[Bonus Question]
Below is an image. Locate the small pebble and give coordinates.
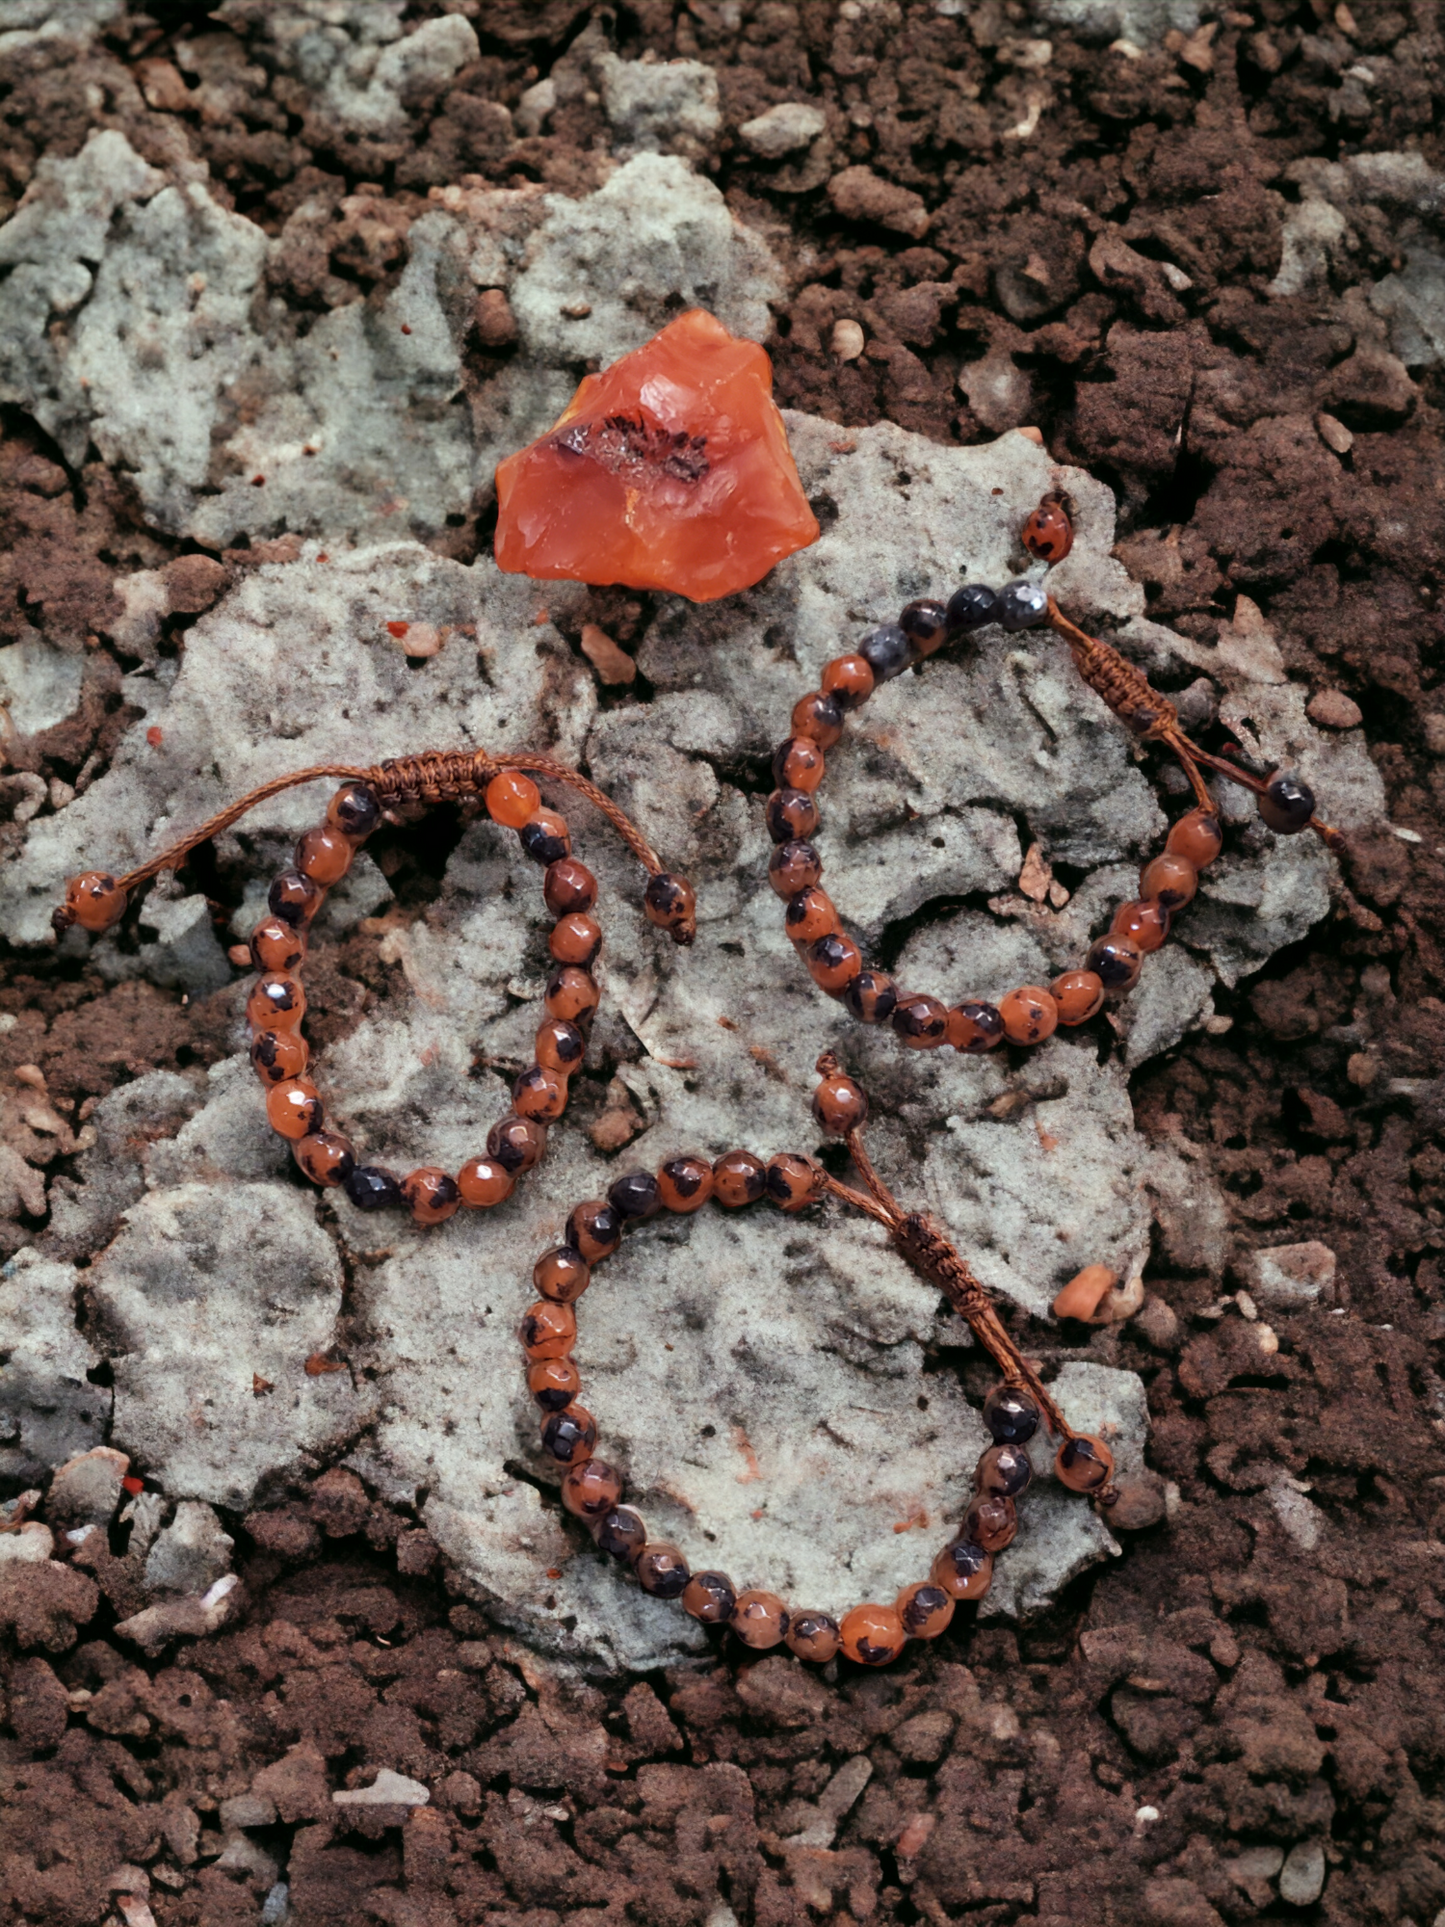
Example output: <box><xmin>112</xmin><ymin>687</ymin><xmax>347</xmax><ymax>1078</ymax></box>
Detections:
<box><xmin>1315</xmin><ymin>411</ymin><xmax>1354</xmax><ymax>455</ymax></box>
<box><xmin>1346</xmin><ymin>1051</ymin><xmax>1380</xmax><ymax>1087</ymax></box>
<box><xmin>1423</xmin><ymin>713</ymin><xmax>1445</xmax><ymax>755</ymax></box>
<box><xmin>579</xmin><ymin>623</ymin><xmax>636</xmax><ymax>685</ymax></box>
<box><xmin>1278</xmin><ymin>1838</ymin><xmax>1326</xmax><ymax>1905</ymax></box>
<box><xmin>832</xmin><ymin>319</ymin><xmax>865</xmax><ymax>361</ymax></box>
<box><xmin>1306</xmin><ymin>688</ymin><xmax>1362</xmax><ymax>729</ymax></box>
<box><xmin>475</xmin><ymin>288</ymin><xmax>518</xmax><ymax>347</ymax></box>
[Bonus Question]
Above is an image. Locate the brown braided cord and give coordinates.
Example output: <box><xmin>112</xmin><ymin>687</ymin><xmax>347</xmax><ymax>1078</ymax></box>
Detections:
<box><xmin>115</xmin><ymin>763</ymin><xmax>375</xmax><ymax>893</ymax></box>
<box><xmin>1045</xmin><ymin>599</ymin><xmax>1178</xmax><ymax>742</ymax></box>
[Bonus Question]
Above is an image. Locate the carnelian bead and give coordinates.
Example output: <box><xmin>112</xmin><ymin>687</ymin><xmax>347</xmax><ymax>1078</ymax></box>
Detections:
<box><xmin>486</xmin><ymin>770</ymin><xmax>540</xmax><ymax>829</ymax></box>
<box><xmin>962</xmin><ymin>1492</ymin><xmax>1017</xmax><ymax>1553</ymax></box>
<box><xmin>683</xmin><ymin>1571</ymin><xmax>737</xmax><ymax>1623</ymax></box>
<box><xmin>657</xmin><ymin>1156</ymin><xmax>713</xmax><ymax>1213</ymax></box>
<box><xmin>536</xmin><ymin>1018</ymin><xmax>585</xmax><ymax>1075</ymax></box>
<box><xmin>251</xmin><ymin>916</ymin><xmax>306</xmax><ymax>974</ymax></box>
<box><xmin>457</xmin><ymin>1156</ymin><xmax>515</xmax><ymax>1208</ymax></box>
<box><xmin>772</xmin><ymin>737</ymin><xmax>825</xmax><ymax>793</ymax></box>
<box><xmin>1051</xmin><ymin>970</ymin><xmax>1104</xmax><ymax>1026</ymax></box>
<box><xmin>786</xmin><ymin>1611</ymin><xmax>841</xmax><ymax>1663</ymax></box>
<box><xmin>892</xmin><ymin>993</ymin><xmax>949</xmax><ymax>1048</ymax></box>
<box><xmin>62</xmin><ymin>872</ymin><xmax>128</xmax><ymax>933</ymax></box>
<box><xmin>326</xmin><ymin>782</ymin><xmax>380</xmax><ymax>841</ymax></box>
<box><xmin>251</xmin><ymin>1028</ymin><xmax>309</xmax><ymax>1085</ymax></box>
<box><xmin>561</xmin><ymin>1457</ymin><xmax>622</xmax><ymax>1520</ymax></box>
<box><xmin>1112</xmin><ymin>898</ymin><xmax>1170</xmax><ymax>954</ymax></box>
<box><xmin>520</xmin><ymin>1301</ymin><xmax>576</xmax><ymax>1360</ymax></box>
<box><xmin>1021</xmin><ymin>496</ymin><xmax>1074</xmax><ymax>563</ymax></box>
<box><xmin>513</xmin><ymin>1064</ymin><xmax>568</xmax><ymax>1121</ymax></box>
<box><xmin>712</xmin><ymin>1149</ymin><xmax>765</xmax><ymax>1207</ymax></box>
<box><xmin>1166</xmin><ymin>807</ymin><xmax>1223</xmax><ymax>869</ymax></box>
<box><xmin>1140</xmin><ymin>851</ymin><xmax>1197</xmax><ymax>912</ymax></box>
<box><xmin>844</xmin><ymin>969</ymin><xmax>898</xmax><ymax>1025</ymax></box>
<box><xmin>768</xmin><ymin>840</ymin><xmax>822</xmax><ymax>898</ymax></box>
<box><xmin>488</xmin><ymin>1112</ymin><xmax>546</xmax><ymax>1173</ymax></box>
<box><xmin>821</xmin><ymin>653</ymin><xmax>875</xmax><ymax>711</ymax></box>
<box><xmin>543</xmin><ymin>858</ymin><xmax>598</xmax><ymax>917</ymax></box>
<box><xmin>294</xmin><ymin>1130</ymin><xmax>355</xmax><ymax>1187</ymax></box>
<box><xmin>947</xmin><ymin>1000</ymin><xmax>1005</xmax><ymax>1052</ymax></box>
<box><xmin>900</xmin><ymin>597</ymin><xmax>950</xmax><ymax>657</ymax></box>
<box><xmin>813</xmin><ymin>1070</ymin><xmax>867</xmax><ymax>1135</ymax></box>
<box><xmin>1085</xmin><ymin>933</ymin><xmax>1142</xmax><ymax>993</ymax></box>
<box><xmin>784</xmin><ymin>886</ymin><xmax>839</xmax><ymax>946</ymax></box>
<box><xmin>528</xmin><ymin>1356</ymin><xmax>581</xmax><ymax>1412</ymax></box>
<box><xmin>541</xmin><ymin>1404</ymin><xmax>597</xmax><ymax>1465</ymax></box>
<box><xmin>792</xmin><ymin>690</ymin><xmax>844</xmax><ymax>749</ymax></box>
<box><xmin>247</xmin><ymin>974</ymin><xmax>305</xmax><ymax>1032</ymax></box>
<box><xmin>840</xmin><ymin>1603</ymin><xmax>906</xmax><ymax>1667</ymax></box>
<box><xmin>520</xmin><ymin>809</ymin><xmax>571</xmax><ymax>864</ymax></box>
<box><xmin>897</xmin><ymin>1581</ymin><xmax>955</xmax><ymax>1639</ymax></box>
<box><xmin>567</xmin><ymin>1199</ymin><xmax>622</xmax><ymax>1261</ymax></box>
<box><xmin>807</xmin><ymin>931</ymin><xmax>862</xmax><ymax>996</ymax></box>
<box><xmin>545</xmin><ymin>967</ymin><xmax>599</xmax><ymax>1023</ymax></box>
<box><xmin>549</xmin><ymin>913</ymin><xmax>601</xmax><ymax>966</ymax></box>
<box><xmin>266</xmin><ymin>1080</ymin><xmax>322</xmax><ymax>1139</ymax></box>
<box><xmin>534</xmin><ymin>1246</ymin><xmax>591</xmax><ymax>1303</ymax></box>
<box><xmin>296</xmin><ymin>825</ymin><xmax>353</xmax><ymax>887</ymax></box>
<box><xmin>644</xmin><ymin>873</ymin><xmax>695</xmax><ymax>940</ymax></box>
<box><xmin>765</xmin><ymin>1152</ymin><xmax>818</xmax><ymax>1213</ymax></box>
<box><xmin>730</xmin><ymin>1590</ymin><xmax>788</xmax><ymax>1649</ymax></box>
<box><xmin>766</xmin><ymin>789</ymin><xmax>819</xmax><ymax>844</ymax></box>
<box><xmin>401</xmin><ymin>1167</ymin><xmax>462</xmax><ymax>1224</ymax></box>
<box><xmin>931</xmin><ymin>1538</ymin><xmax>993</xmax><ymax>1600</ymax></box>
<box><xmin>268</xmin><ymin>870</ymin><xmax>324</xmax><ymax>926</ymax></box>
<box><xmin>1056</xmin><ymin>1434</ymin><xmax>1114</xmax><ymax>1492</ymax></box>
<box><xmin>636</xmin><ymin>1543</ymin><xmax>690</xmax><ymax>1598</ymax></box>
<box><xmin>593</xmin><ymin>1505</ymin><xmax>648</xmax><ymax>1563</ymax></box>
<box><xmin>999</xmin><ymin>986</ymin><xmax>1058</xmax><ymax>1046</ymax></box>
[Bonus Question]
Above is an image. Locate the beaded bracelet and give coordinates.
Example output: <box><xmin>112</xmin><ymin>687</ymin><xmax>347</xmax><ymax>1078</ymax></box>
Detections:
<box><xmin>767</xmin><ymin>494</ymin><xmax>1345</xmax><ymax>1054</ymax></box>
<box><xmin>54</xmin><ymin>749</ymin><xmax>695</xmax><ymax>1223</ymax></box>
<box><xmin>523</xmin><ymin>1055</ymin><xmax>1114</xmax><ymax>1668</ymax></box>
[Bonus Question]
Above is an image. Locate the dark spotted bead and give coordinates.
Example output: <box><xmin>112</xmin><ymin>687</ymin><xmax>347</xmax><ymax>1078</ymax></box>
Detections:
<box><xmin>327</xmin><ymin>782</ymin><xmax>381</xmax><ymax>841</ymax></box>
<box><xmin>562</xmin><ymin>1458</ymin><xmax>622</xmax><ymax>1520</ymax></box>
<box><xmin>534</xmin><ymin>1246</ymin><xmax>590</xmax><ymax>1304</ymax></box>
<box><xmin>567</xmin><ymin>1199</ymin><xmax>623</xmax><ymax>1261</ymax></box>
<box><xmin>945</xmin><ymin>583</ymin><xmax>998</xmax><ymax>633</ymax></box>
<box><xmin>294</xmin><ymin>1131</ymin><xmax>354</xmax><ymax>1188</ymax></box>
<box><xmin>712</xmin><ymin>1149</ymin><xmax>765</xmax><ymax>1207</ymax></box>
<box><xmin>528</xmin><ymin>1357</ymin><xmax>582</xmax><ymax>1411</ymax></box>
<box><xmin>1167</xmin><ymin>807</ymin><xmax>1223</xmax><ymax>869</ymax></box>
<box><xmin>899</xmin><ymin>598</ymin><xmax>949</xmax><ymax>657</ymax></box>
<box><xmin>946</xmin><ymin>1000</ymin><xmax>1005</xmax><ymax>1053</ymax></box>
<box><xmin>1139</xmin><ymin>852</ymin><xmax>1197</xmax><ymax>911</ymax></box>
<box><xmin>785</xmin><ymin>1611</ymin><xmax>841</xmax><ymax>1663</ymax></box>
<box><xmin>344</xmin><ymin>1164</ymin><xmax>402</xmax><ymax>1212</ymax></box>
<box><xmin>543</xmin><ymin>858</ymin><xmax>598</xmax><ymax>917</ymax></box>
<box><xmin>250</xmin><ymin>915</ymin><xmax>305</xmax><ymax>974</ymax></box>
<box><xmin>1021</xmin><ymin>497</ymin><xmax>1074</xmax><ymax>564</ymax></box>
<box><xmin>513</xmin><ymin>1064</ymin><xmax>567</xmax><ymax>1121</ymax></box>
<box><xmin>268</xmin><ymin>869</ymin><xmax>324</xmax><ymax>926</ymax></box>
<box><xmin>644</xmin><ymin>872</ymin><xmax>696</xmax><ymax>940</ymax></box>
<box><xmin>841</xmin><ymin>1603</ymin><xmax>906</xmax><ymax>1667</ymax></box>
<box><xmin>1085</xmin><ymin>933</ymin><xmax>1143</xmax><ymax>993</ymax></box>
<box><xmin>962</xmin><ymin>1492</ymin><xmax>1017</xmax><ymax>1554</ymax></box>
<box><xmin>592</xmin><ymin>1505</ymin><xmax>647</xmax><ymax>1564</ymax></box>
<box><xmin>658</xmin><ymin>1156</ymin><xmax>713</xmax><ymax>1213</ymax></box>
<box><xmin>608</xmin><ymin>1169</ymin><xmax>661</xmax><ymax>1220</ymax></box>
<box><xmin>765</xmin><ymin>1152</ymin><xmax>818</xmax><ymax>1213</ymax></box>
<box><xmin>859</xmin><ymin>621</ymin><xmax>914</xmax><ymax>683</ymax></box>
<box><xmin>766</xmin><ymin>788</ymin><xmax>820</xmax><ymax>844</ymax></box>
<box><xmin>785</xmin><ymin>886</ymin><xmax>838</xmax><ymax>946</ymax></box>
<box><xmin>930</xmin><ymin>1536</ymin><xmax>993</xmax><ymax>1600</ymax></box>
<box><xmin>1258</xmin><ymin>770</ymin><xmax>1316</xmax><ymax>834</ymax></box>
<box><xmin>635</xmin><ymin>1543</ymin><xmax>690</xmax><ymax>1598</ymax></box>
<box><xmin>984</xmin><ymin>1384</ymin><xmax>1040</xmax><ymax>1445</ymax></box>
<box><xmin>731</xmin><ymin>1590</ymin><xmax>788</xmax><ymax>1649</ymax></box>
<box><xmin>897</xmin><ymin>1581</ymin><xmax>954</xmax><ymax>1639</ymax></box>
<box><xmin>683</xmin><ymin>1570</ymin><xmax>737</xmax><ymax>1623</ymax></box>
<box><xmin>544</xmin><ymin>967</ymin><xmax>599</xmax><ymax>1024</ymax></box>
<box><xmin>295</xmin><ymin>825</ymin><xmax>352</xmax><ymax>887</ymax></box>
<box><xmin>401</xmin><ymin>1167</ymin><xmax>461</xmax><ymax>1225</ymax></box>
<box><xmin>813</xmin><ymin>1070</ymin><xmax>867</xmax><ymax>1135</ymax></box>
<box><xmin>1111</xmin><ymin>899</ymin><xmax>1169</xmax><ymax>955</ymax></box>
<box><xmin>892</xmin><ymin>993</ymin><xmax>949</xmax><ymax>1049</ymax></box>
<box><xmin>542</xmin><ymin>1405</ymin><xmax>597</xmax><ymax>1465</ymax></box>
<box><xmin>536</xmin><ymin>1018</ymin><xmax>585</xmax><ymax>1074</ymax></box>
<box><xmin>975</xmin><ymin>1442</ymin><xmax>1033</xmax><ymax>1498</ymax></box>
<box><xmin>807</xmin><ymin>930</ymin><xmax>862</xmax><ymax>996</ymax></box>
<box><xmin>996</xmin><ymin>580</ymin><xmax>1050</xmax><ymax>631</ymax></box>
<box><xmin>772</xmin><ymin>736</ymin><xmax>825</xmax><ymax>792</ymax></box>
<box><xmin>247</xmin><ymin>974</ymin><xmax>305</xmax><ymax>1030</ymax></box>
<box><xmin>251</xmin><ymin>1028</ymin><xmax>308</xmax><ymax>1085</ymax></box>
<box><xmin>769</xmin><ymin>840</ymin><xmax>822</xmax><ymax>898</ymax></box>
<box><xmin>488</xmin><ymin>1112</ymin><xmax>547</xmax><ymax>1173</ymax></box>
<box><xmin>1056</xmin><ymin>1433</ymin><xmax>1114</xmax><ymax>1492</ymax></box>
<box><xmin>821</xmin><ymin>653</ymin><xmax>874</xmax><ymax>710</ymax></box>
<box><xmin>792</xmin><ymin>690</ymin><xmax>844</xmax><ymax>748</ymax></box>
<box><xmin>519</xmin><ymin>809</ymin><xmax>571</xmax><ymax>864</ymax></box>
<box><xmin>520</xmin><ymin>1301</ymin><xmax>575</xmax><ymax>1359</ymax></box>
<box><xmin>843</xmin><ymin>969</ymin><xmax>898</xmax><ymax>1025</ymax></box>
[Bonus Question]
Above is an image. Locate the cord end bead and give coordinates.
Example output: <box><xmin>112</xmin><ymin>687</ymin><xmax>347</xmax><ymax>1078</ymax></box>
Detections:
<box><xmin>1055</xmin><ymin>1433</ymin><xmax>1115</xmax><ymax>1492</ymax></box>
<box><xmin>643</xmin><ymin>872</ymin><xmax>697</xmax><ymax>945</ymax></box>
<box><xmin>813</xmin><ymin>1067</ymin><xmax>868</xmax><ymax>1135</ymax></box>
<box><xmin>58</xmin><ymin>872</ymin><xmax>129</xmax><ymax>935</ymax></box>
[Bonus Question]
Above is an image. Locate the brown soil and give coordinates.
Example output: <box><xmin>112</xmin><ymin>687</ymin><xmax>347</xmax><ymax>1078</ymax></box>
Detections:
<box><xmin>3</xmin><ymin>4</ymin><xmax>1444</xmax><ymax>1926</ymax></box>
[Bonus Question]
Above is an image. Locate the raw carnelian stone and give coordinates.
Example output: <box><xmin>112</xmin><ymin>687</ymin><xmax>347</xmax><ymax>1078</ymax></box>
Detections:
<box><xmin>494</xmin><ymin>310</ymin><xmax>820</xmax><ymax>603</ymax></box>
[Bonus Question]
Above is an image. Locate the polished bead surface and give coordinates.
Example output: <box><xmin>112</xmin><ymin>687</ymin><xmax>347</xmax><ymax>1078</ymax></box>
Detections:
<box><xmin>520</xmin><ymin>809</ymin><xmax>571</xmax><ymax>864</ymax></box>
<box><xmin>268</xmin><ymin>869</ymin><xmax>324</xmax><ymax>926</ymax></box>
<box><xmin>344</xmin><ymin>1164</ymin><xmax>402</xmax><ymax>1212</ymax></box>
<box><xmin>963</xmin><ymin>1492</ymin><xmax>1018</xmax><ymax>1553</ymax></box>
<box><xmin>544</xmin><ymin>966</ymin><xmax>599</xmax><ymax>1023</ymax></box>
<box><xmin>840</xmin><ymin>1602</ymin><xmax>906</xmax><ymax>1667</ymax></box>
<box><xmin>251</xmin><ymin>915</ymin><xmax>306</xmax><ymax>974</ymax></box>
<box><xmin>813</xmin><ymin>1071</ymin><xmax>868</xmax><ymax>1135</ymax></box>
<box><xmin>983</xmin><ymin>1384</ymin><xmax>1040</xmax><ymax>1445</ymax></box>
<box><xmin>1139</xmin><ymin>851</ymin><xmax>1197</xmax><ymax>911</ymax></box>
<box><xmin>1056</xmin><ymin>1433</ymin><xmax>1115</xmax><ymax>1491</ymax></box>
<box><xmin>534</xmin><ymin>1246</ymin><xmax>591</xmax><ymax>1303</ymax></box>
<box><xmin>975</xmin><ymin>1442</ymin><xmax>1033</xmax><ymax>1498</ymax></box>
<box><xmin>768</xmin><ymin>839</ymin><xmax>822</xmax><ymax>899</ymax></box>
<box><xmin>807</xmin><ymin>930</ymin><xmax>862</xmax><ymax>995</ymax></box>
<box><xmin>899</xmin><ymin>597</ymin><xmax>949</xmax><ymax>656</ymax></box>
<box><xmin>946</xmin><ymin>1000</ymin><xmax>1005</xmax><ymax>1052</ymax></box>
<box><xmin>643</xmin><ymin>871</ymin><xmax>696</xmax><ymax>939</ymax></box>
<box><xmin>859</xmin><ymin>621</ymin><xmax>914</xmax><ymax>682</ymax></box>
<box><xmin>1051</xmin><ymin>970</ymin><xmax>1104</xmax><ymax>1025</ymax></box>
<box><xmin>592</xmin><ymin>1504</ymin><xmax>647</xmax><ymax>1563</ymax></box>
<box><xmin>658</xmin><ymin>1156</ymin><xmax>713</xmax><ymax>1213</ymax></box>
<box><xmin>294</xmin><ymin>1130</ymin><xmax>354</xmax><ymax>1187</ymax></box>
<box><xmin>930</xmin><ymin>1537</ymin><xmax>993</xmax><ymax>1600</ymax></box>
<box><xmin>327</xmin><ymin>782</ymin><xmax>380</xmax><ymax>841</ymax></box>
<box><xmin>843</xmin><ymin>969</ymin><xmax>898</xmax><ymax>1025</ymax></box>
<box><xmin>999</xmin><ymin>985</ymin><xmax>1059</xmax><ymax>1045</ymax></box>
<box><xmin>63</xmin><ymin>871</ymin><xmax>128</xmax><ymax>932</ymax></box>
<box><xmin>785</xmin><ymin>886</ymin><xmax>839</xmax><ymax>945</ymax></box>
<box><xmin>1111</xmin><ymin>898</ymin><xmax>1170</xmax><ymax>954</ymax></box>
<box><xmin>457</xmin><ymin>1156</ymin><xmax>515</xmax><ymax>1209</ymax></box>
<box><xmin>683</xmin><ymin>1570</ymin><xmax>737</xmax><ymax>1623</ymax></box>
<box><xmin>1021</xmin><ymin>497</ymin><xmax>1074</xmax><ymax>563</ymax></box>
<box><xmin>251</xmin><ymin>1028</ymin><xmax>309</xmax><ymax>1085</ymax></box>
<box><xmin>296</xmin><ymin>824</ymin><xmax>353</xmax><ymax>886</ymax></box>
<box><xmin>542</xmin><ymin>1405</ymin><xmax>597</xmax><ymax>1465</ymax></box>
<box><xmin>561</xmin><ymin>1457</ymin><xmax>622</xmax><ymax>1519</ymax></box>
<box><xmin>712</xmin><ymin>1149</ymin><xmax>765</xmax><ymax>1208</ymax></box>
<box><xmin>892</xmin><ymin>993</ymin><xmax>949</xmax><ymax>1048</ymax></box>
<box><xmin>485</xmin><ymin>770</ymin><xmax>540</xmax><ymax>829</ymax></box>
<box><xmin>766</xmin><ymin>788</ymin><xmax>820</xmax><ymax>844</ymax></box>
<box><xmin>401</xmin><ymin>1167</ymin><xmax>462</xmax><ymax>1225</ymax></box>
<box><xmin>1085</xmin><ymin>933</ymin><xmax>1143</xmax><ymax>993</ymax></box>
<box><xmin>567</xmin><ymin>1199</ymin><xmax>622</xmax><ymax>1261</ymax></box>
<box><xmin>730</xmin><ymin>1590</ymin><xmax>789</xmax><ymax>1649</ymax></box>
<box><xmin>519</xmin><ymin>1301</ymin><xmax>576</xmax><ymax>1360</ymax></box>
<box><xmin>488</xmin><ymin>1112</ymin><xmax>547</xmax><ymax>1173</ymax></box>
<box><xmin>772</xmin><ymin>736</ymin><xmax>825</xmax><ymax>792</ymax></box>
<box><xmin>549</xmin><ymin>912</ymin><xmax>601</xmax><ymax>965</ymax></box>
<box><xmin>821</xmin><ymin>652</ymin><xmax>875</xmax><ymax>710</ymax></box>
<box><xmin>945</xmin><ymin>583</ymin><xmax>998</xmax><ymax>633</ymax></box>
<box><xmin>785</xmin><ymin>1611</ymin><xmax>841</xmax><ymax>1663</ymax></box>
<box><xmin>996</xmin><ymin>579</ymin><xmax>1050</xmax><ymax>630</ymax></box>
<box><xmin>528</xmin><ymin>1356</ymin><xmax>582</xmax><ymax>1412</ymax></box>
<box><xmin>247</xmin><ymin>973</ymin><xmax>306</xmax><ymax>1032</ymax></box>
<box><xmin>636</xmin><ymin>1542</ymin><xmax>690</xmax><ymax>1598</ymax></box>
<box><xmin>1166</xmin><ymin>806</ymin><xmax>1223</xmax><ymax>869</ymax></box>
<box><xmin>792</xmin><ymin>689</ymin><xmax>844</xmax><ymax>748</ymax></box>
<box><xmin>1258</xmin><ymin>770</ymin><xmax>1316</xmax><ymax>834</ymax></box>
<box><xmin>266</xmin><ymin>1079</ymin><xmax>322</xmax><ymax>1140</ymax></box>
<box><xmin>543</xmin><ymin>858</ymin><xmax>598</xmax><ymax>916</ymax></box>
<box><xmin>513</xmin><ymin>1063</ymin><xmax>568</xmax><ymax>1120</ymax></box>
<box><xmin>896</xmin><ymin>1580</ymin><xmax>955</xmax><ymax>1639</ymax></box>
<box><xmin>608</xmin><ymin>1169</ymin><xmax>662</xmax><ymax>1220</ymax></box>
<box><xmin>536</xmin><ymin>1018</ymin><xmax>585</xmax><ymax>1075</ymax></box>
<box><xmin>765</xmin><ymin>1152</ymin><xmax>817</xmax><ymax>1213</ymax></box>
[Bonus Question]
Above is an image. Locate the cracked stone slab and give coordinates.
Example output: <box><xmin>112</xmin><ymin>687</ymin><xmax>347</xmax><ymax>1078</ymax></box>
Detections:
<box><xmin>0</xmin><ymin>1251</ymin><xmax>109</xmax><ymax>1486</ymax></box>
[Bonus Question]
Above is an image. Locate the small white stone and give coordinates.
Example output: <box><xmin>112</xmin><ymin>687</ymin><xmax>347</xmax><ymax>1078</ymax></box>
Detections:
<box><xmin>0</xmin><ymin>1522</ymin><xmax>55</xmax><ymax>1564</ymax></box>
<box><xmin>1279</xmin><ymin>1839</ymin><xmax>1327</xmax><ymax>1906</ymax></box>
<box><xmin>739</xmin><ymin>101</ymin><xmax>827</xmax><ymax>159</ymax></box>
<box><xmin>1135</xmin><ymin>1804</ymin><xmax>1160</xmax><ymax>1824</ymax></box>
<box><xmin>832</xmin><ymin>318</ymin><xmax>865</xmax><ymax>361</ymax></box>
<box><xmin>334</xmin><ymin>1769</ymin><xmax>430</xmax><ymax>1807</ymax></box>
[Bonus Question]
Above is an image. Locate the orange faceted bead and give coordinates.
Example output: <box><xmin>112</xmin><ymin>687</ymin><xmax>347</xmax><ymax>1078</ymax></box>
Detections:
<box><xmin>840</xmin><ymin>1603</ymin><xmax>907</xmax><ymax>1667</ymax></box>
<box><xmin>1051</xmin><ymin>970</ymin><xmax>1104</xmax><ymax>1026</ymax></box>
<box><xmin>457</xmin><ymin>1156</ymin><xmax>515</xmax><ymax>1209</ymax></box>
<box><xmin>266</xmin><ymin>1079</ymin><xmax>323</xmax><ymax>1140</ymax></box>
<box><xmin>63</xmin><ymin>871</ymin><xmax>128</xmax><ymax>933</ymax></box>
<box><xmin>999</xmin><ymin>985</ymin><xmax>1058</xmax><ymax>1046</ymax></box>
<box><xmin>494</xmin><ymin>310</ymin><xmax>820</xmax><ymax>602</ymax></box>
<box><xmin>486</xmin><ymin>771</ymin><xmax>540</xmax><ymax>829</ymax></box>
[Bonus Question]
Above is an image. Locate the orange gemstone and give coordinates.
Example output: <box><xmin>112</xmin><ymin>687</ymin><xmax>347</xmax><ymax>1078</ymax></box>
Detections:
<box><xmin>494</xmin><ymin>310</ymin><xmax>820</xmax><ymax>602</ymax></box>
<box><xmin>486</xmin><ymin>771</ymin><xmax>540</xmax><ymax>829</ymax></box>
<box><xmin>840</xmin><ymin>1602</ymin><xmax>906</xmax><ymax>1667</ymax></box>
